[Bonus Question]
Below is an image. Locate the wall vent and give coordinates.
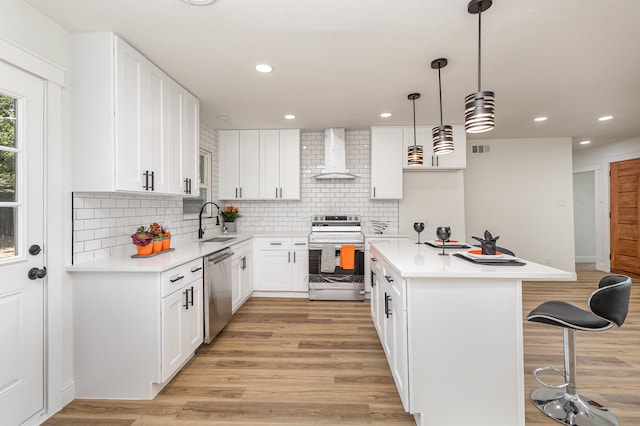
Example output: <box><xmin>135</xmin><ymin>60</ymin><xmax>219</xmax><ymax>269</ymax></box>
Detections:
<box><xmin>471</xmin><ymin>144</ymin><xmax>491</xmax><ymax>154</ymax></box>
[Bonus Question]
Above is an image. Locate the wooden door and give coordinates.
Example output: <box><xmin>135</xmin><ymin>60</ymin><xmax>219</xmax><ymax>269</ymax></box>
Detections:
<box><xmin>610</xmin><ymin>158</ymin><xmax>640</xmax><ymax>277</ymax></box>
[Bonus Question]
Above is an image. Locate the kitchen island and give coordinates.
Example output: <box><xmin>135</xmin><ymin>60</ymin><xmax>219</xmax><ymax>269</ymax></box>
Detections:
<box><xmin>369</xmin><ymin>239</ymin><xmax>575</xmax><ymax>426</ymax></box>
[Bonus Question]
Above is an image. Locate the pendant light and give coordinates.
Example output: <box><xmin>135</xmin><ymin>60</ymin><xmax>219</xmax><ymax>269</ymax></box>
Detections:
<box><xmin>431</xmin><ymin>58</ymin><xmax>454</xmax><ymax>155</ymax></box>
<box><xmin>407</xmin><ymin>93</ymin><xmax>423</xmax><ymax>166</ymax></box>
<box><xmin>465</xmin><ymin>0</ymin><xmax>495</xmax><ymax>134</ymax></box>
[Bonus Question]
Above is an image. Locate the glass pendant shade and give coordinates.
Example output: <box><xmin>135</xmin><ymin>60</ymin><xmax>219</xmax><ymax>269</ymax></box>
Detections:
<box><xmin>407</xmin><ymin>92</ymin><xmax>423</xmax><ymax>166</ymax></box>
<box><xmin>408</xmin><ymin>145</ymin><xmax>424</xmax><ymax>166</ymax></box>
<box><xmin>464</xmin><ymin>90</ymin><xmax>495</xmax><ymax>133</ymax></box>
<box><xmin>432</xmin><ymin>125</ymin><xmax>454</xmax><ymax>155</ymax></box>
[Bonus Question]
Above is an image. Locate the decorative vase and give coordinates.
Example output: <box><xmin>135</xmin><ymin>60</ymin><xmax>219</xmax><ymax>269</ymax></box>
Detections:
<box><xmin>152</xmin><ymin>239</ymin><xmax>163</xmax><ymax>253</ymax></box>
<box><xmin>224</xmin><ymin>221</ymin><xmax>236</xmax><ymax>233</ymax></box>
<box><xmin>137</xmin><ymin>244</ymin><xmax>153</xmax><ymax>257</ymax></box>
<box><xmin>162</xmin><ymin>236</ymin><xmax>171</xmax><ymax>251</ymax></box>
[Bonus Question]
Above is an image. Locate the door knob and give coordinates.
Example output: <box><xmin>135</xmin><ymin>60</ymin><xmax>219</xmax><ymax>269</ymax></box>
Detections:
<box><xmin>28</xmin><ymin>267</ymin><xmax>47</xmax><ymax>280</ymax></box>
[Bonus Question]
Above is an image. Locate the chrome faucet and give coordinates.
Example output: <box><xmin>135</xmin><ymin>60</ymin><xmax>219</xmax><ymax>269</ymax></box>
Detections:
<box><xmin>198</xmin><ymin>202</ymin><xmax>220</xmax><ymax>239</ymax></box>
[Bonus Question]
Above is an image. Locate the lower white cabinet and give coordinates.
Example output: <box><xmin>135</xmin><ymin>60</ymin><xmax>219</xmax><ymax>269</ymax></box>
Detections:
<box><xmin>161</xmin><ymin>269</ymin><xmax>203</xmax><ymax>382</ymax></box>
<box><xmin>231</xmin><ymin>239</ymin><xmax>253</xmax><ymax>313</ymax></box>
<box><xmin>71</xmin><ymin>257</ymin><xmax>204</xmax><ymax>399</ymax></box>
<box><xmin>253</xmin><ymin>237</ymin><xmax>308</xmax><ymax>294</ymax></box>
<box><xmin>369</xmin><ymin>250</ymin><xmax>409</xmax><ymax>410</ymax></box>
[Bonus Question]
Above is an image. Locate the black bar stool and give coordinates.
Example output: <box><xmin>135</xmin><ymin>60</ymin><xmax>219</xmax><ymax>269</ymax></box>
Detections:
<box><xmin>526</xmin><ymin>274</ymin><xmax>632</xmax><ymax>426</ymax></box>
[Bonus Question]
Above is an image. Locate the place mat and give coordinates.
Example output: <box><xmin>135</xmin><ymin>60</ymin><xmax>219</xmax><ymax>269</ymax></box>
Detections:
<box><xmin>453</xmin><ymin>252</ymin><xmax>526</xmax><ymax>266</ymax></box>
<box><xmin>131</xmin><ymin>247</ymin><xmax>175</xmax><ymax>258</ymax></box>
<box><xmin>425</xmin><ymin>241</ymin><xmax>471</xmax><ymax>249</ymax></box>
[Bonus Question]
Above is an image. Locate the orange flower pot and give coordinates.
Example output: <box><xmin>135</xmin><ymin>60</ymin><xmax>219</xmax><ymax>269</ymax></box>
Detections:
<box><xmin>162</xmin><ymin>237</ymin><xmax>171</xmax><ymax>251</ymax></box>
<box><xmin>136</xmin><ymin>244</ymin><xmax>153</xmax><ymax>257</ymax></box>
<box><xmin>152</xmin><ymin>239</ymin><xmax>163</xmax><ymax>253</ymax></box>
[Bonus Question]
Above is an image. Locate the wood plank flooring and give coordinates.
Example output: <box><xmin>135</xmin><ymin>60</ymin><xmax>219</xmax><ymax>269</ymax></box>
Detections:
<box><xmin>45</xmin><ymin>266</ymin><xmax>639</xmax><ymax>425</ymax></box>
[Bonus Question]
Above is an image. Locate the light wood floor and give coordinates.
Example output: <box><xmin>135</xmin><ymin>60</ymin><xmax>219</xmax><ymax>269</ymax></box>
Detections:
<box><xmin>46</xmin><ymin>266</ymin><xmax>639</xmax><ymax>425</ymax></box>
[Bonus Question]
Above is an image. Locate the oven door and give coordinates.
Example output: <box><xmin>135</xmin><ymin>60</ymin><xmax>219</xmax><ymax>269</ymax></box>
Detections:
<box><xmin>308</xmin><ymin>243</ymin><xmax>365</xmax><ymax>300</ymax></box>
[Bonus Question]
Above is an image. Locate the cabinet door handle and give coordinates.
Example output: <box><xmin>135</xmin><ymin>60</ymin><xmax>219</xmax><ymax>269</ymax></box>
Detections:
<box><xmin>242</xmin><ymin>256</ymin><xmax>246</xmax><ymax>270</ymax></box>
<box><xmin>170</xmin><ymin>274</ymin><xmax>185</xmax><ymax>283</ymax></box>
<box><xmin>293</xmin><ymin>252</ymin><xmax>296</xmax><ymax>263</ymax></box>
<box><xmin>189</xmin><ymin>286</ymin><xmax>194</xmax><ymax>306</ymax></box>
<box><xmin>371</xmin><ymin>271</ymin><xmax>376</xmax><ymax>287</ymax></box>
<box><xmin>384</xmin><ymin>292</ymin><xmax>392</xmax><ymax>318</ymax></box>
<box><xmin>150</xmin><ymin>171</ymin><xmax>155</xmax><ymax>191</ymax></box>
<box><xmin>235</xmin><ymin>187</ymin><xmax>238</xmax><ymax>198</ymax></box>
<box><xmin>143</xmin><ymin>170</ymin><xmax>149</xmax><ymax>190</ymax></box>
<box><xmin>384</xmin><ymin>275</ymin><xmax>393</xmax><ymax>283</ymax></box>
<box><xmin>190</xmin><ymin>266</ymin><xmax>202</xmax><ymax>273</ymax></box>
<box><xmin>279</xmin><ymin>187</ymin><xmax>283</xmax><ymax>198</ymax></box>
<box><xmin>183</xmin><ymin>289</ymin><xmax>189</xmax><ymax>310</ymax></box>
<box><xmin>240</xmin><ymin>187</ymin><xmax>243</xmax><ymax>198</ymax></box>
<box><xmin>288</xmin><ymin>252</ymin><xmax>291</xmax><ymax>263</ymax></box>
<box><xmin>184</xmin><ymin>178</ymin><xmax>190</xmax><ymax>194</ymax></box>
<box><xmin>275</xmin><ymin>187</ymin><xmax>278</xmax><ymax>198</ymax></box>
<box><xmin>373</xmin><ymin>187</ymin><xmax>376</xmax><ymax>198</ymax></box>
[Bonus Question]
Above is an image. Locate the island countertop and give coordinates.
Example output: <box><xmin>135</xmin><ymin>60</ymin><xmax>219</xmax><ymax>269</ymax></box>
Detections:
<box><xmin>370</xmin><ymin>239</ymin><xmax>576</xmax><ymax>281</ymax></box>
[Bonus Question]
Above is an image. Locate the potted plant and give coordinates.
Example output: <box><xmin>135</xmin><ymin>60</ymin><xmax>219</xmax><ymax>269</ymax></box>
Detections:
<box><xmin>149</xmin><ymin>222</ymin><xmax>165</xmax><ymax>253</ymax></box>
<box><xmin>161</xmin><ymin>226</ymin><xmax>171</xmax><ymax>251</ymax></box>
<box><xmin>220</xmin><ymin>205</ymin><xmax>240</xmax><ymax>233</ymax></box>
<box><xmin>131</xmin><ymin>226</ymin><xmax>153</xmax><ymax>256</ymax></box>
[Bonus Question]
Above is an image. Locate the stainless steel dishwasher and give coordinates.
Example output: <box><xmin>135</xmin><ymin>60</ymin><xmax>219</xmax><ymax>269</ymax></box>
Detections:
<box><xmin>204</xmin><ymin>247</ymin><xmax>234</xmax><ymax>344</ymax></box>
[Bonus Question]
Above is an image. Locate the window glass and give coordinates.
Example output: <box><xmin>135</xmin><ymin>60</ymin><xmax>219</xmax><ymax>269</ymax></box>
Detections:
<box><xmin>183</xmin><ymin>149</ymin><xmax>211</xmax><ymax>218</ymax></box>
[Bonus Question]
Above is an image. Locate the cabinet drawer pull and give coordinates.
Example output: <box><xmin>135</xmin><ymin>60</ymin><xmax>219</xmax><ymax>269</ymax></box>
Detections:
<box><xmin>384</xmin><ymin>275</ymin><xmax>393</xmax><ymax>283</ymax></box>
<box><xmin>170</xmin><ymin>274</ymin><xmax>185</xmax><ymax>283</ymax></box>
<box><xmin>371</xmin><ymin>257</ymin><xmax>377</xmax><ymax>262</ymax></box>
<box><xmin>190</xmin><ymin>266</ymin><xmax>202</xmax><ymax>273</ymax></box>
<box><xmin>270</xmin><ymin>242</ymin><xmax>282</xmax><ymax>246</ymax></box>
<box><xmin>294</xmin><ymin>242</ymin><xmax>306</xmax><ymax>246</ymax></box>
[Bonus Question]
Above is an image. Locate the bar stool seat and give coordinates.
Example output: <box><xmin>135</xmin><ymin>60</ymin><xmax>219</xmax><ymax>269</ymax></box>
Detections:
<box><xmin>526</xmin><ymin>274</ymin><xmax>632</xmax><ymax>426</ymax></box>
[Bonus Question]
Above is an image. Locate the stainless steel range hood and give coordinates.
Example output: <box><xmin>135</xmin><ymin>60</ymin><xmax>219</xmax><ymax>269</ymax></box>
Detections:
<box><xmin>314</xmin><ymin>128</ymin><xmax>358</xmax><ymax>180</ymax></box>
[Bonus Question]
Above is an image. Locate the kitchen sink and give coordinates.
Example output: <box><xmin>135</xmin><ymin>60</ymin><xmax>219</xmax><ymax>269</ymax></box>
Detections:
<box><xmin>203</xmin><ymin>236</ymin><xmax>236</xmax><ymax>243</ymax></box>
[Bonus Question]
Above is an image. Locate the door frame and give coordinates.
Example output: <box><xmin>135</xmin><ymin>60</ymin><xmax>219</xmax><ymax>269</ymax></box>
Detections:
<box><xmin>0</xmin><ymin>38</ymin><xmax>70</xmax><ymax>423</ymax></box>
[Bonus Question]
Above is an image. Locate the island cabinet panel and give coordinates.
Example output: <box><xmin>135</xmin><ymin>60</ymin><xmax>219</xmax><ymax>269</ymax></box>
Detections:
<box><xmin>70</xmin><ymin>32</ymin><xmax>199</xmax><ymax>195</ymax></box>
<box><xmin>368</xmin><ymin>239</ymin><xmax>575</xmax><ymax>426</ymax></box>
<box><xmin>71</xmin><ymin>257</ymin><xmax>204</xmax><ymax>399</ymax></box>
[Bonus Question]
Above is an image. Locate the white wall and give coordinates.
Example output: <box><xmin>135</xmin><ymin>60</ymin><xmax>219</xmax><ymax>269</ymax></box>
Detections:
<box><xmin>573</xmin><ymin>171</ymin><xmax>596</xmax><ymax>262</ymax></box>
<box><xmin>399</xmin><ymin>171</ymin><xmax>466</xmax><ymax>242</ymax></box>
<box><xmin>464</xmin><ymin>138</ymin><xmax>576</xmax><ymax>272</ymax></box>
<box><xmin>573</xmin><ymin>137</ymin><xmax>640</xmax><ymax>271</ymax></box>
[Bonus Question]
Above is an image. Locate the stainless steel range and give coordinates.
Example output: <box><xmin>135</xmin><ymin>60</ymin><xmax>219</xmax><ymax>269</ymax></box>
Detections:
<box><xmin>308</xmin><ymin>214</ymin><xmax>365</xmax><ymax>301</ymax></box>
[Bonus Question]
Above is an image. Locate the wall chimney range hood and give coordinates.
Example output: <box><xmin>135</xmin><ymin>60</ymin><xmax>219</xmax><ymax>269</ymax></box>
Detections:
<box><xmin>313</xmin><ymin>128</ymin><xmax>358</xmax><ymax>180</ymax></box>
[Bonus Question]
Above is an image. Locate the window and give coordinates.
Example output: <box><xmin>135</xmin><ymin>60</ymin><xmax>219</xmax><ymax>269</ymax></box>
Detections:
<box><xmin>183</xmin><ymin>149</ymin><xmax>211</xmax><ymax>218</ymax></box>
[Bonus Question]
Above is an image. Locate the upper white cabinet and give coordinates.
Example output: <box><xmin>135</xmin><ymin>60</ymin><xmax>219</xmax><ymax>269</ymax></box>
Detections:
<box><xmin>219</xmin><ymin>129</ymin><xmax>300</xmax><ymax>201</ymax></box>
<box><xmin>401</xmin><ymin>125</ymin><xmax>466</xmax><ymax>170</ymax></box>
<box><xmin>370</xmin><ymin>127</ymin><xmax>404</xmax><ymax>199</ymax></box>
<box><xmin>70</xmin><ymin>32</ymin><xmax>199</xmax><ymax>196</ymax></box>
<box><xmin>259</xmin><ymin>129</ymin><xmax>300</xmax><ymax>200</ymax></box>
<box><xmin>218</xmin><ymin>130</ymin><xmax>260</xmax><ymax>200</ymax></box>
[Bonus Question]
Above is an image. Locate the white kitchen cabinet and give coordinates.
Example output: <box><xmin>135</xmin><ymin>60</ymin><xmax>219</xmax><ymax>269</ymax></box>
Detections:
<box><xmin>259</xmin><ymin>129</ymin><xmax>301</xmax><ymax>200</ymax></box>
<box><xmin>370</xmin><ymin>127</ymin><xmax>404</xmax><ymax>199</ymax></box>
<box><xmin>183</xmin><ymin>92</ymin><xmax>200</xmax><ymax>196</ymax></box>
<box><xmin>218</xmin><ymin>130</ymin><xmax>260</xmax><ymax>200</ymax></box>
<box><xmin>70</xmin><ymin>32</ymin><xmax>199</xmax><ymax>195</ymax></box>
<box><xmin>364</xmin><ymin>235</ymin><xmax>408</xmax><ymax>295</ymax></box>
<box><xmin>253</xmin><ymin>237</ymin><xmax>308</xmax><ymax>294</ymax></box>
<box><xmin>231</xmin><ymin>240</ymin><xmax>253</xmax><ymax>313</ymax></box>
<box><xmin>402</xmin><ymin>125</ymin><xmax>466</xmax><ymax>170</ymax></box>
<box><xmin>369</xmin><ymin>250</ymin><xmax>409</xmax><ymax>410</ymax></box>
<box><xmin>71</xmin><ymin>258</ymin><xmax>204</xmax><ymax>399</ymax></box>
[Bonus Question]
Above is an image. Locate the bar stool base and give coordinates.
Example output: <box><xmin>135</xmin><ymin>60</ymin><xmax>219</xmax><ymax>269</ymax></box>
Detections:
<box><xmin>531</xmin><ymin>387</ymin><xmax>619</xmax><ymax>426</ymax></box>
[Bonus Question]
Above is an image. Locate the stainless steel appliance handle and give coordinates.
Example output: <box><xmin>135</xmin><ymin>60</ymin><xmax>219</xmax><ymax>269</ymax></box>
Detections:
<box><xmin>208</xmin><ymin>250</ymin><xmax>234</xmax><ymax>264</ymax></box>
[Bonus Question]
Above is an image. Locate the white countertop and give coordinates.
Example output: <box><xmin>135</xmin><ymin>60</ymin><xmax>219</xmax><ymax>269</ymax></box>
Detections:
<box><xmin>67</xmin><ymin>235</ymin><xmax>253</xmax><ymax>273</ymax></box>
<box><xmin>370</xmin><ymin>239</ymin><xmax>576</xmax><ymax>281</ymax></box>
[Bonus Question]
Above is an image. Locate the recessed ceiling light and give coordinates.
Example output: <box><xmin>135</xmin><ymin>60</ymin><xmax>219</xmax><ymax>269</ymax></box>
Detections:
<box><xmin>380</xmin><ymin>112</ymin><xmax>392</xmax><ymax>118</ymax></box>
<box><xmin>216</xmin><ymin>115</ymin><xmax>230</xmax><ymax>121</ymax></box>
<box><xmin>598</xmin><ymin>115</ymin><xmax>613</xmax><ymax>121</ymax></box>
<box><xmin>579</xmin><ymin>140</ymin><xmax>591</xmax><ymax>145</ymax></box>
<box><xmin>284</xmin><ymin>114</ymin><xmax>295</xmax><ymax>120</ymax></box>
<box><xmin>534</xmin><ymin>116</ymin><xmax>547</xmax><ymax>122</ymax></box>
<box><xmin>180</xmin><ymin>0</ymin><xmax>218</xmax><ymax>5</ymax></box>
<box><xmin>255</xmin><ymin>64</ymin><xmax>273</xmax><ymax>73</ymax></box>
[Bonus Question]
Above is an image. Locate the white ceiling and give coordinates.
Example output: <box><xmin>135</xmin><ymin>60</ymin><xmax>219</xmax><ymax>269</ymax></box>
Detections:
<box><xmin>25</xmin><ymin>0</ymin><xmax>640</xmax><ymax>150</ymax></box>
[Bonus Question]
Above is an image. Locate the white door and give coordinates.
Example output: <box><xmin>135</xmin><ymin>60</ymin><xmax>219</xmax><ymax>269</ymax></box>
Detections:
<box><xmin>0</xmin><ymin>62</ymin><xmax>46</xmax><ymax>425</ymax></box>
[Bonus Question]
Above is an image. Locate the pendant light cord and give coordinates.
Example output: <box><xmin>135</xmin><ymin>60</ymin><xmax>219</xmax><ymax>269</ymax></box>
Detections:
<box><xmin>438</xmin><ymin>68</ymin><xmax>444</xmax><ymax>127</ymax></box>
<box><xmin>477</xmin><ymin>8</ymin><xmax>482</xmax><ymax>91</ymax></box>
<box><xmin>412</xmin><ymin>97</ymin><xmax>417</xmax><ymax>147</ymax></box>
